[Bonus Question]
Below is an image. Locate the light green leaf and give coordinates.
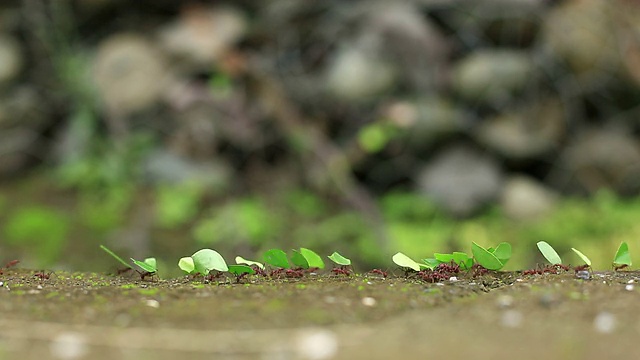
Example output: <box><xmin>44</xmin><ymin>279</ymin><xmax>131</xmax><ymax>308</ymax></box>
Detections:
<box><xmin>228</xmin><ymin>264</ymin><xmax>255</xmax><ymax>276</ymax></box>
<box><xmin>492</xmin><ymin>243</ymin><xmax>512</xmax><ymax>265</ymax></box>
<box><xmin>178</xmin><ymin>257</ymin><xmax>195</xmax><ymax>274</ymax></box>
<box><xmin>131</xmin><ymin>258</ymin><xmax>156</xmax><ymax>273</ymax></box>
<box><xmin>452</xmin><ymin>252</ymin><xmax>474</xmax><ymax>270</ymax></box>
<box><xmin>471</xmin><ymin>242</ymin><xmax>504</xmax><ymax>270</ymax></box>
<box><xmin>392</xmin><ymin>252</ymin><xmax>421</xmax><ymax>271</ymax></box>
<box><xmin>422</xmin><ymin>258</ymin><xmax>439</xmax><ymax>270</ymax></box>
<box><xmin>234</xmin><ymin>256</ymin><xmax>264</xmax><ymax>270</ymax></box>
<box><xmin>571</xmin><ymin>248</ymin><xmax>592</xmax><ymax>266</ymax></box>
<box><xmin>263</xmin><ymin>249</ymin><xmax>290</xmax><ymax>269</ymax></box>
<box><xmin>614</xmin><ymin>241</ymin><xmax>632</xmax><ymax>266</ymax></box>
<box><xmin>434</xmin><ymin>253</ymin><xmax>454</xmax><ymax>263</ymax></box>
<box><xmin>290</xmin><ymin>250</ymin><xmax>310</xmax><ymax>269</ymax></box>
<box><xmin>192</xmin><ymin>249</ymin><xmax>228</xmax><ymax>273</ymax></box>
<box><xmin>299</xmin><ymin>248</ymin><xmax>325</xmax><ymax>269</ymax></box>
<box><xmin>537</xmin><ymin>241</ymin><xmax>562</xmax><ymax>265</ymax></box>
<box><xmin>328</xmin><ymin>252</ymin><xmax>351</xmax><ymax>266</ymax></box>
<box><xmin>100</xmin><ymin>245</ymin><xmax>131</xmax><ymax>269</ymax></box>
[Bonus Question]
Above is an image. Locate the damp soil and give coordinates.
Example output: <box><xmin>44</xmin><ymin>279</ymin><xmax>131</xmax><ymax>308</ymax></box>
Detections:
<box><xmin>1</xmin><ymin>269</ymin><xmax>640</xmax><ymax>360</ymax></box>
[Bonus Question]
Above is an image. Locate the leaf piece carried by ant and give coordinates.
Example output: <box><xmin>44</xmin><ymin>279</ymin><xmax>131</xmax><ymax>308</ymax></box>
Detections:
<box><xmin>392</xmin><ymin>252</ymin><xmax>421</xmax><ymax>271</ymax></box>
<box><xmin>263</xmin><ymin>249</ymin><xmax>290</xmax><ymax>269</ymax></box>
<box><xmin>131</xmin><ymin>258</ymin><xmax>157</xmax><ymax>273</ymax></box>
<box><xmin>536</xmin><ymin>241</ymin><xmax>562</xmax><ymax>265</ymax></box>
<box><xmin>299</xmin><ymin>248</ymin><xmax>325</xmax><ymax>269</ymax></box>
<box><xmin>192</xmin><ymin>249</ymin><xmax>229</xmax><ymax>273</ymax></box>
<box><xmin>290</xmin><ymin>250</ymin><xmax>310</xmax><ymax>269</ymax></box>
<box><xmin>471</xmin><ymin>242</ymin><xmax>504</xmax><ymax>271</ymax></box>
<box><xmin>571</xmin><ymin>248</ymin><xmax>592</xmax><ymax>266</ymax></box>
<box><xmin>328</xmin><ymin>252</ymin><xmax>351</xmax><ymax>266</ymax></box>
<box><xmin>100</xmin><ymin>245</ymin><xmax>132</xmax><ymax>269</ymax></box>
<box><xmin>235</xmin><ymin>256</ymin><xmax>265</xmax><ymax>270</ymax></box>
<box><xmin>228</xmin><ymin>264</ymin><xmax>255</xmax><ymax>276</ymax></box>
<box><xmin>613</xmin><ymin>241</ymin><xmax>632</xmax><ymax>267</ymax></box>
<box><xmin>178</xmin><ymin>257</ymin><xmax>196</xmax><ymax>274</ymax></box>
<box><xmin>492</xmin><ymin>242</ymin><xmax>512</xmax><ymax>265</ymax></box>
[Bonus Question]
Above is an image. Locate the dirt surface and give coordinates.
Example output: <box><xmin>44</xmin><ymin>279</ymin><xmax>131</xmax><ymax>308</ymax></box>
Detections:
<box><xmin>1</xmin><ymin>269</ymin><xmax>640</xmax><ymax>360</ymax></box>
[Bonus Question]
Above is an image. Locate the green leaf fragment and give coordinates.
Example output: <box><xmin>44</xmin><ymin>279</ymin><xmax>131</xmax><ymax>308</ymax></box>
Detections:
<box><xmin>452</xmin><ymin>252</ymin><xmax>474</xmax><ymax>270</ymax></box>
<box><xmin>492</xmin><ymin>242</ymin><xmax>512</xmax><ymax>265</ymax></box>
<box><xmin>472</xmin><ymin>242</ymin><xmax>504</xmax><ymax>270</ymax></box>
<box><xmin>192</xmin><ymin>249</ymin><xmax>228</xmax><ymax>273</ymax></box>
<box><xmin>434</xmin><ymin>253</ymin><xmax>454</xmax><ymax>263</ymax></box>
<box><xmin>422</xmin><ymin>258</ymin><xmax>439</xmax><ymax>270</ymax></box>
<box><xmin>571</xmin><ymin>248</ymin><xmax>592</xmax><ymax>266</ymax></box>
<box><xmin>614</xmin><ymin>241</ymin><xmax>632</xmax><ymax>266</ymax></box>
<box><xmin>100</xmin><ymin>245</ymin><xmax>131</xmax><ymax>269</ymax></box>
<box><xmin>228</xmin><ymin>264</ymin><xmax>255</xmax><ymax>275</ymax></box>
<box><xmin>234</xmin><ymin>256</ymin><xmax>264</xmax><ymax>270</ymax></box>
<box><xmin>131</xmin><ymin>258</ymin><xmax>156</xmax><ymax>273</ymax></box>
<box><xmin>328</xmin><ymin>251</ymin><xmax>351</xmax><ymax>266</ymax></box>
<box><xmin>263</xmin><ymin>249</ymin><xmax>290</xmax><ymax>269</ymax></box>
<box><xmin>178</xmin><ymin>257</ymin><xmax>195</xmax><ymax>274</ymax></box>
<box><xmin>391</xmin><ymin>252</ymin><xmax>421</xmax><ymax>271</ymax></box>
<box><xmin>290</xmin><ymin>250</ymin><xmax>310</xmax><ymax>269</ymax></box>
<box><xmin>537</xmin><ymin>241</ymin><xmax>562</xmax><ymax>265</ymax></box>
<box><xmin>299</xmin><ymin>248</ymin><xmax>325</xmax><ymax>269</ymax></box>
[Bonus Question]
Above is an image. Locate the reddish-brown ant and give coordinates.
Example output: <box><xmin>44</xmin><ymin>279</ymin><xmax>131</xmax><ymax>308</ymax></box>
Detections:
<box><xmin>116</xmin><ymin>267</ymin><xmax>133</xmax><ymax>275</ymax></box>
<box><xmin>472</xmin><ymin>263</ymin><xmax>489</xmax><ymax>277</ymax></box>
<box><xmin>331</xmin><ymin>265</ymin><xmax>352</xmax><ymax>276</ymax></box>
<box><xmin>614</xmin><ymin>264</ymin><xmax>629</xmax><ymax>271</ymax></box>
<box><xmin>34</xmin><ymin>270</ymin><xmax>52</xmax><ymax>280</ymax></box>
<box><xmin>369</xmin><ymin>269</ymin><xmax>388</xmax><ymax>278</ymax></box>
<box><xmin>137</xmin><ymin>270</ymin><xmax>156</xmax><ymax>281</ymax></box>
<box><xmin>285</xmin><ymin>269</ymin><xmax>305</xmax><ymax>278</ymax></box>
<box><xmin>574</xmin><ymin>264</ymin><xmax>590</xmax><ymax>272</ymax></box>
<box><xmin>5</xmin><ymin>260</ymin><xmax>19</xmax><ymax>269</ymax></box>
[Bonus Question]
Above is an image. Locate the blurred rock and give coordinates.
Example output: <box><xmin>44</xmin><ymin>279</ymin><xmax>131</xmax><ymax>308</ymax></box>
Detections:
<box><xmin>142</xmin><ymin>149</ymin><xmax>231</xmax><ymax>191</ymax></box>
<box><xmin>444</xmin><ymin>0</ymin><xmax>545</xmax><ymax>47</ymax></box>
<box><xmin>158</xmin><ymin>4</ymin><xmax>248</xmax><ymax>69</ymax></box>
<box><xmin>0</xmin><ymin>86</ymin><xmax>49</xmax><ymax>176</ymax></box>
<box><xmin>92</xmin><ymin>34</ymin><xmax>171</xmax><ymax>116</ymax></box>
<box><xmin>500</xmin><ymin>175</ymin><xmax>557</xmax><ymax>221</ymax></box>
<box><xmin>368</xmin><ymin>2</ymin><xmax>450</xmax><ymax>91</ymax></box>
<box><xmin>398</xmin><ymin>96</ymin><xmax>467</xmax><ymax>150</ymax></box>
<box><xmin>452</xmin><ymin>50</ymin><xmax>534</xmax><ymax>106</ymax></box>
<box><xmin>477</xmin><ymin>98</ymin><xmax>565</xmax><ymax>159</ymax></box>
<box><xmin>551</xmin><ymin>129</ymin><xmax>640</xmax><ymax>195</ymax></box>
<box><xmin>326</xmin><ymin>34</ymin><xmax>397</xmax><ymax>102</ymax></box>
<box><xmin>543</xmin><ymin>0</ymin><xmax>622</xmax><ymax>80</ymax></box>
<box><xmin>417</xmin><ymin>145</ymin><xmax>504</xmax><ymax>217</ymax></box>
<box><xmin>0</xmin><ymin>34</ymin><xmax>23</xmax><ymax>85</ymax></box>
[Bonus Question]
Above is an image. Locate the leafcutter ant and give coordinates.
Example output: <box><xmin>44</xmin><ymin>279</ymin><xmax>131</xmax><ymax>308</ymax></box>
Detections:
<box><xmin>331</xmin><ymin>265</ymin><xmax>352</xmax><ymax>276</ymax></box>
<box><xmin>614</xmin><ymin>264</ymin><xmax>629</xmax><ymax>271</ymax></box>
<box><xmin>34</xmin><ymin>270</ymin><xmax>53</xmax><ymax>280</ymax></box>
<box><xmin>369</xmin><ymin>269</ymin><xmax>388</xmax><ymax>278</ymax></box>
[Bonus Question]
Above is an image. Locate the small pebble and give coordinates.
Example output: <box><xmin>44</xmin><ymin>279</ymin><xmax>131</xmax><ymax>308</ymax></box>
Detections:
<box><xmin>366</xmin><ymin>281</ymin><xmax>373</xmax><ymax>285</ymax></box>
<box><xmin>575</xmin><ymin>270</ymin><xmax>591</xmax><ymax>280</ymax></box>
<box><xmin>37</xmin><ymin>285</ymin><xmax>43</xmax><ymax>290</ymax></box>
<box><xmin>628</xmin><ymin>279</ymin><xmax>635</xmax><ymax>284</ymax></box>
<box><xmin>361</xmin><ymin>297</ymin><xmax>377</xmax><ymax>307</ymax></box>
<box><xmin>539</xmin><ymin>293</ymin><xmax>557</xmax><ymax>308</ymax></box>
<box><xmin>296</xmin><ymin>329</ymin><xmax>338</xmax><ymax>360</ymax></box>
<box><xmin>0</xmin><ymin>281</ymin><xmax>3</xmax><ymax>287</ymax></box>
<box><xmin>625</xmin><ymin>284</ymin><xmax>634</xmax><ymax>291</ymax></box>
<box><xmin>449</xmin><ymin>276</ymin><xmax>458</xmax><ymax>282</ymax></box>
<box><xmin>145</xmin><ymin>299</ymin><xmax>160</xmax><ymax>308</ymax></box>
<box><xmin>594</xmin><ymin>312</ymin><xmax>616</xmax><ymax>334</ymax></box>
<box><xmin>496</xmin><ymin>295</ymin><xmax>514</xmax><ymax>308</ymax></box>
<box><xmin>50</xmin><ymin>332</ymin><xmax>88</xmax><ymax>360</ymax></box>
<box><xmin>501</xmin><ymin>310</ymin><xmax>523</xmax><ymax>328</ymax></box>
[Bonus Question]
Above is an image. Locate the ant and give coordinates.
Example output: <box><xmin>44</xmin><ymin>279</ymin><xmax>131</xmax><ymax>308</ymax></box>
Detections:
<box><xmin>574</xmin><ymin>264</ymin><xmax>590</xmax><ymax>272</ymax></box>
<box><xmin>251</xmin><ymin>266</ymin><xmax>268</xmax><ymax>277</ymax></box>
<box><xmin>5</xmin><ymin>260</ymin><xmax>19</xmax><ymax>269</ymax></box>
<box><xmin>331</xmin><ymin>266</ymin><xmax>352</xmax><ymax>276</ymax></box>
<box><xmin>472</xmin><ymin>263</ymin><xmax>489</xmax><ymax>277</ymax></box>
<box><xmin>137</xmin><ymin>270</ymin><xmax>157</xmax><ymax>281</ymax></box>
<box><xmin>34</xmin><ymin>270</ymin><xmax>53</xmax><ymax>280</ymax></box>
<box><xmin>369</xmin><ymin>269</ymin><xmax>388</xmax><ymax>278</ymax></box>
<box><xmin>285</xmin><ymin>269</ymin><xmax>305</xmax><ymax>278</ymax></box>
<box><xmin>116</xmin><ymin>267</ymin><xmax>133</xmax><ymax>275</ymax></box>
<box><xmin>614</xmin><ymin>264</ymin><xmax>629</xmax><ymax>271</ymax></box>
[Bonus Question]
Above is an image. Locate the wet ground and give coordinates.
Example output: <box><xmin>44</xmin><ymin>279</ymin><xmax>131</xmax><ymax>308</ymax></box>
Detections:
<box><xmin>1</xmin><ymin>269</ymin><xmax>640</xmax><ymax>360</ymax></box>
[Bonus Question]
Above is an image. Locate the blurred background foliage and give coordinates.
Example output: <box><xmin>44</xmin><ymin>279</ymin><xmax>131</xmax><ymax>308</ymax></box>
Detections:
<box><xmin>2</xmin><ymin>0</ymin><xmax>640</xmax><ymax>275</ymax></box>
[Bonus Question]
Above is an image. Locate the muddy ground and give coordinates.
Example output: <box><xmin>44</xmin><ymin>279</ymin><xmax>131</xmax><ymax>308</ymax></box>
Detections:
<box><xmin>1</xmin><ymin>269</ymin><xmax>639</xmax><ymax>360</ymax></box>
